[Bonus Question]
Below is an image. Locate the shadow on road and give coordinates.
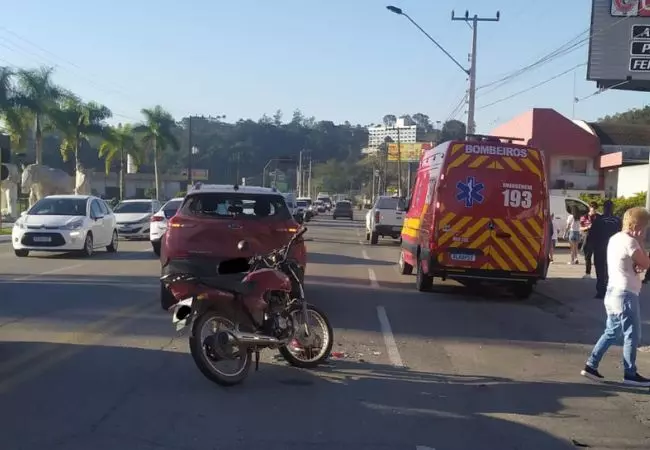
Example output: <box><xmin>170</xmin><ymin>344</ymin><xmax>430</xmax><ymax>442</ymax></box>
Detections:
<box><xmin>0</xmin><ymin>341</ymin><xmax>626</xmax><ymax>449</ymax></box>
<box><xmin>22</xmin><ymin>250</ymin><xmax>156</xmax><ymax>261</ymax></box>
<box><xmin>308</xmin><ymin>252</ymin><xmax>394</xmax><ymax>266</ymax></box>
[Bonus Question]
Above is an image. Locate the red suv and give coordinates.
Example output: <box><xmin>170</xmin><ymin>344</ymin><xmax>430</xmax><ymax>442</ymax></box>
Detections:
<box><xmin>160</xmin><ymin>184</ymin><xmax>306</xmax><ymax>309</ymax></box>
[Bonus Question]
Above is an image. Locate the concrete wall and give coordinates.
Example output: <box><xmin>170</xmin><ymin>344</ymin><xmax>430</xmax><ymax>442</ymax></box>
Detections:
<box><xmin>617</xmin><ymin>164</ymin><xmax>648</xmax><ymax>198</ymax></box>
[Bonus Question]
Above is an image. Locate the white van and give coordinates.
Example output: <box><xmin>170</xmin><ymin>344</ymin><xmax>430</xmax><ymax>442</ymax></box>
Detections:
<box><xmin>550</xmin><ymin>195</ymin><xmax>591</xmax><ymax>240</ymax></box>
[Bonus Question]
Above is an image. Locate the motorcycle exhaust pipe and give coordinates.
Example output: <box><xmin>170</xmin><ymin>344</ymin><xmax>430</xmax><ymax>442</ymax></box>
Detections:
<box><xmin>216</xmin><ymin>330</ymin><xmax>280</xmax><ymax>347</ymax></box>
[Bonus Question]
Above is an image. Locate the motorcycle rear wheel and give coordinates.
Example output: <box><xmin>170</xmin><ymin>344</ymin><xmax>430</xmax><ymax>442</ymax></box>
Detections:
<box><xmin>279</xmin><ymin>303</ymin><xmax>333</xmax><ymax>368</ymax></box>
<box><xmin>189</xmin><ymin>310</ymin><xmax>252</xmax><ymax>387</ymax></box>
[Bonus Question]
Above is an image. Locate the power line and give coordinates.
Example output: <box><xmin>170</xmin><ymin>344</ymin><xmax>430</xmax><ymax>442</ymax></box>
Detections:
<box><xmin>476</xmin><ymin>14</ymin><xmax>634</xmax><ymax>94</ymax></box>
<box><xmin>477</xmin><ymin>63</ymin><xmax>586</xmax><ymax>110</ymax></box>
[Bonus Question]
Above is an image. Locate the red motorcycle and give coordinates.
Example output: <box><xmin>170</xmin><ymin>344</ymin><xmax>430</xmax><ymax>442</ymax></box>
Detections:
<box><xmin>160</xmin><ymin>227</ymin><xmax>333</xmax><ymax>386</ymax></box>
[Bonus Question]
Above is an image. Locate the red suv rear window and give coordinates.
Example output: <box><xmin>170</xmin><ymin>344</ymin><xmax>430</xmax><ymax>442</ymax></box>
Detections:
<box><xmin>180</xmin><ymin>192</ymin><xmax>292</xmax><ymax>220</ymax></box>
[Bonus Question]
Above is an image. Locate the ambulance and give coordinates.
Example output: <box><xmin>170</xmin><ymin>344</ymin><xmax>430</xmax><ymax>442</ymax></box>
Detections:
<box><xmin>398</xmin><ymin>135</ymin><xmax>551</xmax><ymax>299</ymax></box>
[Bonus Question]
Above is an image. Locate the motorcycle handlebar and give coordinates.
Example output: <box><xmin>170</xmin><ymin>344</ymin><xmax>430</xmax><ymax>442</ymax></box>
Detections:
<box><xmin>249</xmin><ymin>226</ymin><xmax>307</xmax><ymax>268</ymax></box>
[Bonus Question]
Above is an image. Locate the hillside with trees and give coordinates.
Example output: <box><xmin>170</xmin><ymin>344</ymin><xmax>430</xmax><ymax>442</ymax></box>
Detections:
<box><xmin>1</xmin><ymin>65</ymin><xmax>465</xmax><ymax>199</ymax></box>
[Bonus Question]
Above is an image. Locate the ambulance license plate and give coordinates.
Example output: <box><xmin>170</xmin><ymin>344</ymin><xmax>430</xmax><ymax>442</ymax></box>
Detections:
<box><xmin>450</xmin><ymin>253</ymin><xmax>476</xmax><ymax>262</ymax></box>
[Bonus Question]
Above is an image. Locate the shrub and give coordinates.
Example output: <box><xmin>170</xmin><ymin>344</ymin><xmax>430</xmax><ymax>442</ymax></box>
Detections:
<box><xmin>578</xmin><ymin>192</ymin><xmax>647</xmax><ymax>218</ymax></box>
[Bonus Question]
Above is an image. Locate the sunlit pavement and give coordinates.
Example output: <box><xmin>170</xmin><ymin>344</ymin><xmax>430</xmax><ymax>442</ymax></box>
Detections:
<box><xmin>1</xmin><ymin>214</ymin><xmax>650</xmax><ymax>450</ymax></box>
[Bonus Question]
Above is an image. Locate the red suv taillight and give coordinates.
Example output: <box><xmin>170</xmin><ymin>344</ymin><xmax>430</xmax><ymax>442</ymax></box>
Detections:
<box><xmin>168</xmin><ymin>216</ymin><xmax>195</xmax><ymax>228</ymax></box>
<box><xmin>151</xmin><ymin>216</ymin><xmax>164</xmax><ymax>222</ymax></box>
<box><xmin>374</xmin><ymin>211</ymin><xmax>381</xmax><ymax>223</ymax></box>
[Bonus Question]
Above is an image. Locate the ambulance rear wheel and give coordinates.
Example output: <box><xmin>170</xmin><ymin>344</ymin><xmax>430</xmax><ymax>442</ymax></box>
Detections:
<box><xmin>398</xmin><ymin>251</ymin><xmax>413</xmax><ymax>275</ymax></box>
<box><xmin>370</xmin><ymin>232</ymin><xmax>379</xmax><ymax>245</ymax></box>
<box><xmin>416</xmin><ymin>256</ymin><xmax>433</xmax><ymax>292</ymax></box>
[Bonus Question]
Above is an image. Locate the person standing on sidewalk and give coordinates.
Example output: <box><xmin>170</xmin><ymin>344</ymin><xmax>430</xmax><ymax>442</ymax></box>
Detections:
<box><xmin>588</xmin><ymin>200</ymin><xmax>622</xmax><ymax>299</ymax></box>
<box><xmin>581</xmin><ymin>206</ymin><xmax>650</xmax><ymax>386</ymax></box>
<box><xmin>580</xmin><ymin>201</ymin><xmax>600</xmax><ymax>279</ymax></box>
<box><xmin>566</xmin><ymin>206</ymin><xmax>582</xmax><ymax>264</ymax></box>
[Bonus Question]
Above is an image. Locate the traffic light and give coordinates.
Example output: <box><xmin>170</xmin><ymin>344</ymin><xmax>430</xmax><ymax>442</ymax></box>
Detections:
<box><xmin>0</xmin><ymin>134</ymin><xmax>10</xmax><ymax>181</ymax></box>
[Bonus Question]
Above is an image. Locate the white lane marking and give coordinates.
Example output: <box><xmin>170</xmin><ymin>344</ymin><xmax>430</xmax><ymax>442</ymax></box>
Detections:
<box><xmin>376</xmin><ymin>305</ymin><xmax>404</xmax><ymax>367</ymax></box>
<box><xmin>416</xmin><ymin>446</ymin><xmax>436</xmax><ymax>450</ymax></box>
<box><xmin>11</xmin><ymin>263</ymin><xmax>85</xmax><ymax>281</ymax></box>
<box><xmin>362</xmin><ymin>249</ymin><xmax>370</xmax><ymax>260</ymax></box>
<box><xmin>367</xmin><ymin>268</ymin><xmax>379</xmax><ymax>288</ymax></box>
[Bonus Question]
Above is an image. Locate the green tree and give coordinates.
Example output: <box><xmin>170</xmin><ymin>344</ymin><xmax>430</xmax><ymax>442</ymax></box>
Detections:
<box><xmin>53</xmin><ymin>93</ymin><xmax>112</xmax><ymax>168</ymax></box>
<box><xmin>98</xmin><ymin>124</ymin><xmax>142</xmax><ymax>200</ymax></box>
<box><xmin>135</xmin><ymin>105</ymin><xmax>179</xmax><ymax>200</ymax></box>
<box><xmin>14</xmin><ymin>66</ymin><xmax>63</xmax><ymax>164</ymax></box>
<box><xmin>382</xmin><ymin>114</ymin><xmax>397</xmax><ymax>127</ymax></box>
<box><xmin>0</xmin><ymin>67</ymin><xmax>31</xmax><ymax>152</ymax></box>
<box><xmin>440</xmin><ymin>119</ymin><xmax>466</xmax><ymax>141</ymax></box>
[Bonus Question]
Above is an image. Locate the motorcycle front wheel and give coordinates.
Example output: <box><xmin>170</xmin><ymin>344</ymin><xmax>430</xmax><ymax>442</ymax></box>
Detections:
<box><xmin>279</xmin><ymin>303</ymin><xmax>333</xmax><ymax>368</ymax></box>
<box><xmin>189</xmin><ymin>310</ymin><xmax>252</xmax><ymax>387</ymax></box>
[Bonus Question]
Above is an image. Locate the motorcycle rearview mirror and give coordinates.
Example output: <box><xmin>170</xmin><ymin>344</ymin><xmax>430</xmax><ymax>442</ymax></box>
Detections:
<box><xmin>237</xmin><ymin>240</ymin><xmax>249</xmax><ymax>252</ymax></box>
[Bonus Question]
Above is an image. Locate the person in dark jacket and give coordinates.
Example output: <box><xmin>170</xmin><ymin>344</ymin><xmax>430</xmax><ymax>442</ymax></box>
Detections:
<box><xmin>588</xmin><ymin>200</ymin><xmax>622</xmax><ymax>299</ymax></box>
<box><xmin>580</xmin><ymin>201</ymin><xmax>600</xmax><ymax>278</ymax></box>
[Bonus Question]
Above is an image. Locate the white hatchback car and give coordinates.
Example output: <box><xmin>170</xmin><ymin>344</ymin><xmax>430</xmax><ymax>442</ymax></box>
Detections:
<box><xmin>149</xmin><ymin>197</ymin><xmax>184</xmax><ymax>255</ymax></box>
<box><xmin>11</xmin><ymin>195</ymin><xmax>118</xmax><ymax>257</ymax></box>
<box><xmin>113</xmin><ymin>199</ymin><xmax>161</xmax><ymax>240</ymax></box>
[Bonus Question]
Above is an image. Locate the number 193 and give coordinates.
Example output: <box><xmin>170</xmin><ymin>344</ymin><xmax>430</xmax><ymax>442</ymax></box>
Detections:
<box><xmin>502</xmin><ymin>189</ymin><xmax>532</xmax><ymax>208</ymax></box>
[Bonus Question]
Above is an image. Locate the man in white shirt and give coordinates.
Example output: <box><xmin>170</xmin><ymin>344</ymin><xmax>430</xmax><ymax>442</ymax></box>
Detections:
<box><xmin>581</xmin><ymin>207</ymin><xmax>650</xmax><ymax>386</ymax></box>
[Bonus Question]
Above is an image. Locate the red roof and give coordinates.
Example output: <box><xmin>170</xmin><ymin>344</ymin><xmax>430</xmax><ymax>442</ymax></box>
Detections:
<box><xmin>491</xmin><ymin>108</ymin><xmax>600</xmax><ymax>158</ymax></box>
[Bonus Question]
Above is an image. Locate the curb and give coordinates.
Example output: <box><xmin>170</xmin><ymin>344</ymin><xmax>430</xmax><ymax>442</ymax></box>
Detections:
<box><xmin>0</xmin><ymin>235</ymin><xmax>11</xmax><ymax>243</ymax></box>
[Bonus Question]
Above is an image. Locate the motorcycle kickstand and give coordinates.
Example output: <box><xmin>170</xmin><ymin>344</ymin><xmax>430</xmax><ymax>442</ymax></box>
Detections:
<box><xmin>254</xmin><ymin>350</ymin><xmax>260</xmax><ymax>371</ymax></box>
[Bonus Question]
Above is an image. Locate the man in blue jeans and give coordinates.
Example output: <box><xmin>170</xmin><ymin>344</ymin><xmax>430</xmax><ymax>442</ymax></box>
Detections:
<box><xmin>581</xmin><ymin>207</ymin><xmax>650</xmax><ymax>386</ymax></box>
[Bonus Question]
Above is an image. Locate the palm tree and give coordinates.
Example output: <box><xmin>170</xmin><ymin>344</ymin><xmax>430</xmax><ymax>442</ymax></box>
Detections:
<box><xmin>135</xmin><ymin>105</ymin><xmax>179</xmax><ymax>200</ymax></box>
<box><xmin>0</xmin><ymin>67</ymin><xmax>31</xmax><ymax>154</ymax></box>
<box><xmin>52</xmin><ymin>93</ymin><xmax>112</xmax><ymax>168</ymax></box>
<box><xmin>98</xmin><ymin>124</ymin><xmax>141</xmax><ymax>200</ymax></box>
<box><xmin>14</xmin><ymin>66</ymin><xmax>63</xmax><ymax>164</ymax></box>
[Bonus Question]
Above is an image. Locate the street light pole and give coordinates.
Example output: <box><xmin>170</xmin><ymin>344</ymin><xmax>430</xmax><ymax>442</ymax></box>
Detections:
<box><xmin>386</xmin><ymin>6</ymin><xmax>499</xmax><ymax>136</ymax></box>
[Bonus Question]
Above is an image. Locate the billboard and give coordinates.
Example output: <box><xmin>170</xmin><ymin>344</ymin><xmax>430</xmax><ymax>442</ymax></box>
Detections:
<box><xmin>588</xmin><ymin>0</ymin><xmax>650</xmax><ymax>90</ymax></box>
<box><xmin>387</xmin><ymin>142</ymin><xmax>433</xmax><ymax>162</ymax></box>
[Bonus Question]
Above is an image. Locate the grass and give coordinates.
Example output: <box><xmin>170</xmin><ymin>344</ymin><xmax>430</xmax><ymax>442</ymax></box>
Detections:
<box><xmin>0</xmin><ymin>228</ymin><xmax>11</xmax><ymax>235</ymax></box>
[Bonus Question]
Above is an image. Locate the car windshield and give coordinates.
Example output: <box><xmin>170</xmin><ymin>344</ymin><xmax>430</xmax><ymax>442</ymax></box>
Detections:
<box><xmin>299</xmin><ymin>199</ymin><xmax>312</xmax><ymax>206</ymax></box>
<box><xmin>114</xmin><ymin>201</ymin><xmax>153</xmax><ymax>214</ymax></box>
<box><xmin>28</xmin><ymin>198</ymin><xmax>87</xmax><ymax>216</ymax></box>
<box><xmin>296</xmin><ymin>201</ymin><xmax>307</xmax><ymax>207</ymax></box>
<box><xmin>376</xmin><ymin>197</ymin><xmax>399</xmax><ymax>209</ymax></box>
<box><xmin>162</xmin><ymin>200</ymin><xmax>183</xmax><ymax>219</ymax></box>
<box><xmin>336</xmin><ymin>202</ymin><xmax>351</xmax><ymax>209</ymax></box>
<box><xmin>182</xmin><ymin>193</ymin><xmax>292</xmax><ymax>220</ymax></box>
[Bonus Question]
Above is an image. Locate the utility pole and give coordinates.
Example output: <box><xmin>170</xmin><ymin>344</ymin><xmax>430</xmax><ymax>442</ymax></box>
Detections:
<box><xmin>187</xmin><ymin>116</ymin><xmax>193</xmax><ymax>187</ymax></box>
<box><xmin>452</xmin><ymin>10</ymin><xmax>500</xmax><ymax>135</ymax></box>
<box><xmin>297</xmin><ymin>149</ymin><xmax>305</xmax><ymax>197</ymax></box>
<box><xmin>396</xmin><ymin>127</ymin><xmax>402</xmax><ymax>197</ymax></box>
<box><xmin>307</xmin><ymin>156</ymin><xmax>312</xmax><ymax>199</ymax></box>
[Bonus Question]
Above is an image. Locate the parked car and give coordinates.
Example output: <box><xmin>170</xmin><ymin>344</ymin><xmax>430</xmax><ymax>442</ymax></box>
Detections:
<box><xmin>11</xmin><ymin>195</ymin><xmax>118</xmax><ymax>257</ymax></box>
<box><xmin>365</xmin><ymin>195</ymin><xmax>405</xmax><ymax>244</ymax></box>
<box><xmin>332</xmin><ymin>200</ymin><xmax>353</xmax><ymax>220</ymax></box>
<box><xmin>113</xmin><ymin>199</ymin><xmax>161</xmax><ymax>240</ymax></box>
<box><xmin>159</xmin><ymin>184</ymin><xmax>307</xmax><ymax>307</ymax></box>
<box><xmin>150</xmin><ymin>197</ymin><xmax>184</xmax><ymax>256</ymax></box>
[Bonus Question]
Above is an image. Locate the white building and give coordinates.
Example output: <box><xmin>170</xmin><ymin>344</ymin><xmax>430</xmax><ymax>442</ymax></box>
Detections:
<box><xmin>367</xmin><ymin>117</ymin><xmax>417</xmax><ymax>149</ymax></box>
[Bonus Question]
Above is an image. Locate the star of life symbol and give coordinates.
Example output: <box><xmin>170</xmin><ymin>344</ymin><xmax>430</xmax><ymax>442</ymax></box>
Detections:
<box><xmin>455</xmin><ymin>176</ymin><xmax>485</xmax><ymax>208</ymax></box>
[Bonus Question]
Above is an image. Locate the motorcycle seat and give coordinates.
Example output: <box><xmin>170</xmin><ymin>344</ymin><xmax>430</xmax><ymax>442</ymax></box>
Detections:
<box><xmin>200</xmin><ymin>274</ymin><xmax>255</xmax><ymax>295</ymax></box>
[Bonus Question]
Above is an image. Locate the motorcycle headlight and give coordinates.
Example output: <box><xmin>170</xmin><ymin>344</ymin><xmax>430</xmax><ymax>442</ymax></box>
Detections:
<box><xmin>64</xmin><ymin>219</ymin><xmax>84</xmax><ymax>230</ymax></box>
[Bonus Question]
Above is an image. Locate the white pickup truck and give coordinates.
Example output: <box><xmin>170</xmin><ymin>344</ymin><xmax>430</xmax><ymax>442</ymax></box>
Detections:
<box><xmin>365</xmin><ymin>196</ymin><xmax>405</xmax><ymax>245</ymax></box>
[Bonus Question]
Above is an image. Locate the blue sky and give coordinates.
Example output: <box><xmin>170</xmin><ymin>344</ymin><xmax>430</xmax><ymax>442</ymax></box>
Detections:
<box><xmin>1</xmin><ymin>0</ymin><xmax>646</xmax><ymax>134</ymax></box>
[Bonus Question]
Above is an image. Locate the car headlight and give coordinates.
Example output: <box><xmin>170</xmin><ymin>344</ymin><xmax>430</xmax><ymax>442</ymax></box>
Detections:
<box><xmin>13</xmin><ymin>220</ymin><xmax>25</xmax><ymax>230</ymax></box>
<box><xmin>64</xmin><ymin>219</ymin><xmax>85</xmax><ymax>230</ymax></box>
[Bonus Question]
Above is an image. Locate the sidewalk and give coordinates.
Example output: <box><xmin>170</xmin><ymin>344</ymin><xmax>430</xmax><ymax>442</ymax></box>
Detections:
<box><xmin>535</xmin><ymin>248</ymin><xmax>650</xmax><ymax>338</ymax></box>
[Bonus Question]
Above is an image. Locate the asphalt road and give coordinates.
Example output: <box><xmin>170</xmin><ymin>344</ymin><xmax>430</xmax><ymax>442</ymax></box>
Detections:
<box><xmin>1</xmin><ymin>213</ymin><xmax>650</xmax><ymax>450</ymax></box>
